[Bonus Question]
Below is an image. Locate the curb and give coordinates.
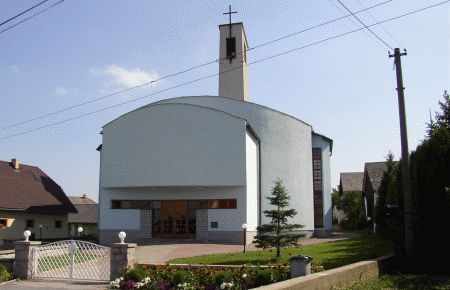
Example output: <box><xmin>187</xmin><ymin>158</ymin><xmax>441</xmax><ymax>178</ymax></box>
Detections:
<box><xmin>0</xmin><ymin>278</ymin><xmax>18</xmax><ymax>286</ymax></box>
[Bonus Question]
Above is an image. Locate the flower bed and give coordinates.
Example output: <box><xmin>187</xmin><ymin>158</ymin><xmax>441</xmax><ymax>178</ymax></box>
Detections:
<box><xmin>110</xmin><ymin>264</ymin><xmax>290</xmax><ymax>289</ymax></box>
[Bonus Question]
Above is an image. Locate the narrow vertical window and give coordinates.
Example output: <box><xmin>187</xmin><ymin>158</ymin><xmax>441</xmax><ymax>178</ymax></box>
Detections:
<box><xmin>312</xmin><ymin>148</ymin><xmax>324</xmax><ymax>227</ymax></box>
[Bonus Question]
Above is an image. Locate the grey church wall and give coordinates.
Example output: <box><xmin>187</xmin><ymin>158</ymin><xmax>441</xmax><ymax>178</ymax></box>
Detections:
<box><xmin>101</xmin><ymin>103</ymin><xmax>248</xmax><ymax>188</ymax></box>
<box><xmin>156</xmin><ymin>96</ymin><xmax>315</xmax><ymax>231</ymax></box>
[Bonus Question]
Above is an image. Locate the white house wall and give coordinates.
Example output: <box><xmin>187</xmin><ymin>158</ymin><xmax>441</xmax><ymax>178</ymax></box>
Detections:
<box><xmin>101</xmin><ymin>104</ymin><xmax>247</xmax><ymax>188</ymax></box>
<box><xmin>157</xmin><ymin>97</ymin><xmax>315</xmax><ymax>231</ymax></box>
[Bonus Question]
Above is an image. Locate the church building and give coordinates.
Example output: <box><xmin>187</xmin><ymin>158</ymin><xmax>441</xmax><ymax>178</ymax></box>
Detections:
<box><xmin>98</xmin><ymin>21</ymin><xmax>333</xmax><ymax>245</ymax></box>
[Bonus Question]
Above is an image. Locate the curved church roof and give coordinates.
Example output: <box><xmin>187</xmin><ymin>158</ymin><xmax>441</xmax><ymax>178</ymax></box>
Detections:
<box><xmin>103</xmin><ymin>100</ymin><xmax>250</xmax><ymax>128</ymax></box>
<box><xmin>154</xmin><ymin>95</ymin><xmax>313</xmax><ymax>128</ymax></box>
<box><xmin>102</xmin><ymin>95</ymin><xmax>332</xmax><ymax>151</ymax></box>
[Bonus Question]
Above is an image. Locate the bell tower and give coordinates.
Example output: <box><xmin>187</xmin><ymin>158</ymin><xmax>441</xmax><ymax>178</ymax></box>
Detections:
<box><xmin>219</xmin><ymin>6</ymin><xmax>249</xmax><ymax>101</ymax></box>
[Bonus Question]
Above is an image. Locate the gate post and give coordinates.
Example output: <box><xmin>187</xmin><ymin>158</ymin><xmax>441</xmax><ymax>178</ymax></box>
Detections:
<box><xmin>110</xmin><ymin>243</ymin><xmax>136</xmax><ymax>281</ymax></box>
<box><xmin>14</xmin><ymin>241</ymin><xmax>41</xmax><ymax>279</ymax></box>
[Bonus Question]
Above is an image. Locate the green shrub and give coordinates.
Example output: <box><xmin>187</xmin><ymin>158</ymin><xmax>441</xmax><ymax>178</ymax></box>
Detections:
<box><xmin>172</xmin><ymin>270</ymin><xmax>191</xmax><ymax>286</ymax></box>
<box><xmin>0</xmin><ymin>265</ymin><xmax>13</xmax><ymax>283</ymax></box>
<box><xmin>253</xmin><ymin>268</ymin><xmax>273</xmax><ymax>287</ymax></box>
<box><xmin>213</xmin><ymin>270</ymin><xmax>234</xmax><ymax>286</ymax></box>
<box><xmin>122</xmin><ymin>264</ymin><xmax>146</xmax><ymax>281</ymax></box>
<box><xmin>338</xmin><ymin>191</ymin><xmax>366</xmax><ymax>230</ymax></box>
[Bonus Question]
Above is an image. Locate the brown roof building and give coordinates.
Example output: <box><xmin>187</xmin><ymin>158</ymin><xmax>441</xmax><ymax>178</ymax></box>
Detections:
<box><xmin>67</xmin><ymin>194</ymin><xmax>98</xmax><ymax>238</ymax></box>
<box><xmin>68</xmin><ymin>194</ymin><xmax>98</xmax><ymax>224</ymax></box>
<box><xmin>339</xmin><ymin>172</ymin><xmax>364</xmax><ymax>194</ymax></box>
<box><xmin>362</xmin><ymin>161</ymin><xmax>398</xmax><ymax>223</ymax></box>
<box><xmin>0</xmin><ymin>159</ymin><xmax>76</xmax><ymax>247</ymax></box>
<box><xmin>0</xmin><ymin>159</ymin><xmax>76</xmax><ymax>213</ymax></box>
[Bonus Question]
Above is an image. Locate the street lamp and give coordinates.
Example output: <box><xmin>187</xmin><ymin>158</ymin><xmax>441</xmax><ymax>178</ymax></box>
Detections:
<box><xmin>118</xmin><ymin>231</ymin><xmax>126</xmax><ymax>244</ymax></box>
<box><xmin>241</xmin><ymin>223</ymin><xmax>247</xmax><ymax>253</ymax></box>
<box><xmin>39</xmin><ymin>224</ymin><xmax>43</xmax><ymax>240</ymax></box>
<box><xmin>77</xmin><ymin>226</ymin><xmax>83</xmax><ymax>238</ymax></box>
<box><xmin>24</xmin><ymin>230</ymin><xmax>31</xmax><ymax>242</ymax></box>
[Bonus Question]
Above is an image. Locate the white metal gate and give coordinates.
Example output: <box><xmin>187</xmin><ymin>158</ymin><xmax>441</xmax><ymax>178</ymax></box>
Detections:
<box><xmin>33</xmin><ymin>240</ymin><xmax>110</xmax><ymax>281</ymax></box>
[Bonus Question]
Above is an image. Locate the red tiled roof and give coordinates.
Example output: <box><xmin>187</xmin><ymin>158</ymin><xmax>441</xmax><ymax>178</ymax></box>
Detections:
<box><xmin>0</xmin><ymin>160</ymin><xmax>76</xmax><ymax>213</ymax></box>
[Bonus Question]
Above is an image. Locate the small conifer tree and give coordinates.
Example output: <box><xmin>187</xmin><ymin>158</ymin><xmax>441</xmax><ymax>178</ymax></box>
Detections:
<box><xmin>253</xmin><ymin>178</ymin><xmax>305</xmax><ymax>259</ymax></box>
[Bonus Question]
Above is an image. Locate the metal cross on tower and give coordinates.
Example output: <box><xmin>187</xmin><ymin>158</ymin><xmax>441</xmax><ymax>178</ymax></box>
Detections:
<box><xmin>223</xmin><ymin>5</ymin><xmax>237</xmax><ymax>40</ymax></box>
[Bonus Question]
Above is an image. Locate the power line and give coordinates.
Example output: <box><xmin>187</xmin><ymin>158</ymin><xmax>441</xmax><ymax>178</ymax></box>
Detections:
<box><xmin>0</xmin><ymin>0</ymin><xmax>64</xmax><ymax>35</ymax></box>
<box><xmin>0</xmin><ymin>59</ymin><xmax>217</xmax><ymax>131</ymax></box>
<box><xmin>1</xmin><ymin>0</ymin><xmax>448</xmax><ymax>141</ymax></box>
<box><xmin>327</xmin><ymin>0</ymin><xmax>382</xmax><ymax>49</ymax></box>
<box><xmin>0</xmin><ymin>0</ymin><xmax>49</xmax><ymax>27</ymax></box>
<box><xmin>247</xmin><ymin>0</ymin><xmax>392</xmax><ymax>53</ymax></box>
<box><xmin>354</xmin><ymin>0</ymin><xmax>403</xmax><ymax>48</ymax></box>
<box><xmin>0</xmin><ymin>0</ymin><xmax>393</xmax><ymax>132</ymax></box>
<box><xmin>336</xmin><ymin>0</ymin><xmax>393</xmax><ymax>49</ymax></box>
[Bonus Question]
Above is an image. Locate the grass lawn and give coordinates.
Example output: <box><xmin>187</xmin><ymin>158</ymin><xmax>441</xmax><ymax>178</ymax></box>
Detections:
<box><xmin>169</xmin><ymin>233</ymin><xmax>393</xmax><ymax>270</ymax></box>
<box><xmin>334</xmin><ymin>274</ymin><xmax>450</xmax><ymax>289</ymax></box>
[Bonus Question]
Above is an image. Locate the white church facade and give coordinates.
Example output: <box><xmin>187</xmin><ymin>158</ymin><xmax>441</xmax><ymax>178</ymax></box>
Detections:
<box><xmin>98</xmin><ymin>22</ymin><xmax>332</xmax><ymax>245</ymax></box>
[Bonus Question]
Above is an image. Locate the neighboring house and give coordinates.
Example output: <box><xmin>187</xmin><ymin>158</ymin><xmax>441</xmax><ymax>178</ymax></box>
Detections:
<box><xmin>339</xmin><ymin>172</ymin><xmax>364</xmax><ymax>194</ymax></box>
<box><xmin>0</xmin><ymin>159</ymin><xmax>76</xmax><ymax>248</ymax></box>
<box><xmin>68</xmin><ymin>194</ymin><xmax>98</xmax><ymax>238</ymax></box>
<box><xmin>97</xmin><ymin>22</ymin><xmax>333</xmax><ymax>245</ymax></box>
<box><xmin>335</xmin><ymin>172</ymin><xmax>364</xmax><ymax>224</ymax></box>
<box><xmin>362</xmin><ymin>162</ymin><xmax>389</xmax><ymax>224</ymax></box>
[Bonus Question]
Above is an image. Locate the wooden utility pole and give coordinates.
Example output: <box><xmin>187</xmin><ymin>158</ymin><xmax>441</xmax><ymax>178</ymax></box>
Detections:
<box><xmin>389</xmin><ymin>48</ymin><xmax>414</xmax><ymax>257</ymax></box>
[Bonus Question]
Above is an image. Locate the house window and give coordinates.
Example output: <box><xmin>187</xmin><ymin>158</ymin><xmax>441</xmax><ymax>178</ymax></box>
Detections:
<box><xmin>26</xmin><ymin>219</ymin><xmax>34</xmax><ymax>228</ymax></box>
<box><xmin>312</xmin><ymin>148</ymin><xmax>324</xmax><ymax>228</ymax></box>
<box><xmin>55</xmin><ymin>220</ymin><xmax>62</xmax><ymax>228</ymax></box>
<box><xmin>0</xmin><ymin>219</ymin><xmax>7</xmax><ymax>228</ymax></box>
<box><xmin>211</xmin><ymin>222</ymin><xmax>219</xmax><ymax>228</ymax></box>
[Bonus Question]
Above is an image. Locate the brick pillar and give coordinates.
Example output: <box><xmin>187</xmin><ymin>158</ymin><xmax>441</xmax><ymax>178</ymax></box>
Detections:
<box><xmin>14</xmin><ymin>241</ymin><xmax>41</xmax><ymax>279</ymax></box>
<box><xmin>110</xmin><ymin>243</ymin><xmax>136</xmax><ymax>281</ymax></box>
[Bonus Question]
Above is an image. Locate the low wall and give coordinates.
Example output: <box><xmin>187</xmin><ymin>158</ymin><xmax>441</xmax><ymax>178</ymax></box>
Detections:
<box><xmin>254</xmin><ymin>255</ymin><xmax>394</xmax><ymax>290</ymax></box>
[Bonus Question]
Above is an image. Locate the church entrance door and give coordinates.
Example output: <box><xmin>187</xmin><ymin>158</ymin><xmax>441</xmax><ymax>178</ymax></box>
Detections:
<box><xmin>153</xmin><ymin>200</ymin><xmax>195</xmax><ymax>239</ymax></box>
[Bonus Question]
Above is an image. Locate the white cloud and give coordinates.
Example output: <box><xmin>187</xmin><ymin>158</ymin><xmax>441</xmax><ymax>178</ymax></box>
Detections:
<box><xmin>89</xmin><ymin>64</ymin><xmax>159</xmax><ymax>88</ymax></box>
<box><xmin>8</xmin><ymin>65</ymin><xmax>19</xmax><ymax>73</ymax></box>
<box><xmin>55</xmin><ymin>87</ymin><xmax>68</xmax><ymax>96</ymax></box>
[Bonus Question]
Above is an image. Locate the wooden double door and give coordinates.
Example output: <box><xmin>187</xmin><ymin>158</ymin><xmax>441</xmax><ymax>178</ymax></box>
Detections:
<box><xmin>152</xmin><ymin>201</ymin><xmax>196</xmax><ymax>239</ymax></box>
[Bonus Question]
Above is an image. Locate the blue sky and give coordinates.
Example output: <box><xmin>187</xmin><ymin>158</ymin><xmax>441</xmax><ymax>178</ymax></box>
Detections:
<box><xmin>0</xmin><ymin>1</ymin><xmax>448</xmax><ymax>201</ymax></box>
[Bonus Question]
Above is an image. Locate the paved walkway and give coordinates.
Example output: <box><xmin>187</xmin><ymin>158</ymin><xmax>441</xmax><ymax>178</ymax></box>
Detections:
<box><xmin>135</xmin><ymin>231</ymin><xmax>358</xmax><ymax>264</ymax></box>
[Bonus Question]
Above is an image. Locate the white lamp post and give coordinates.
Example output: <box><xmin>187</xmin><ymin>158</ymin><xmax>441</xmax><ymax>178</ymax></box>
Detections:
<box><xmin>24</xmin><ymin>230</ymin><xmax>31</xmax><ymax>242</ymax></box>
<box><xmin>241</xmin><ymin>223</ymin><xmax>247</xmax><ymax>253</ymax></box>
<box><xmin>77</xmin><ymin>226</ymin><xmax>83</xmax><ymax>238</ymax></box>
<box><xmin>118</xmin><ymin>231</ymin><xmax>126</xmax><ymax>244</ymax></box>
